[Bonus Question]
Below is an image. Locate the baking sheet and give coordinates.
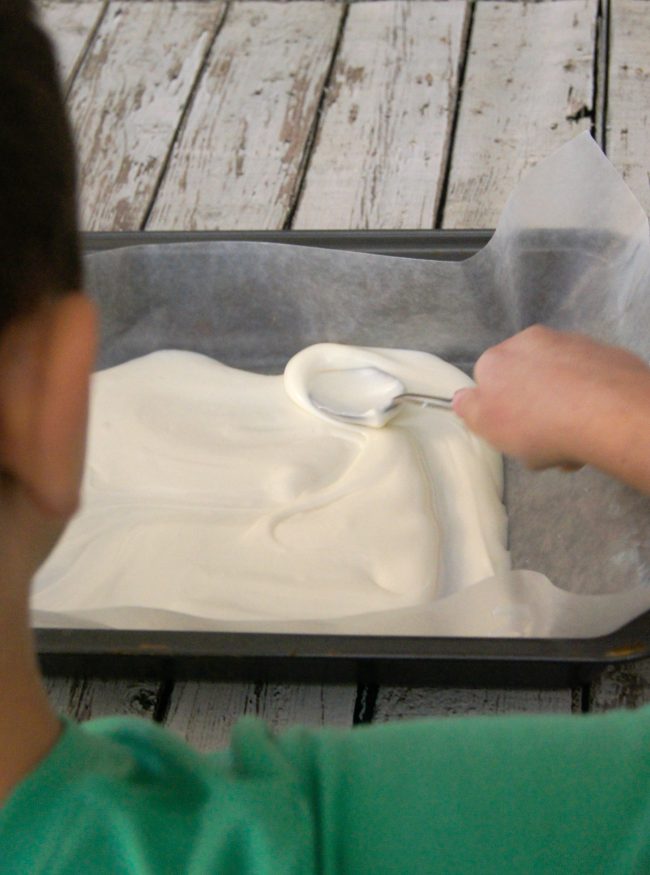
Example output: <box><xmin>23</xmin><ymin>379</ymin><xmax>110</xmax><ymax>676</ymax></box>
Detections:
<box><xmin>32</xmin><ymin>133</ymin><xmax>650</xmax><ymax>638</ymax></box>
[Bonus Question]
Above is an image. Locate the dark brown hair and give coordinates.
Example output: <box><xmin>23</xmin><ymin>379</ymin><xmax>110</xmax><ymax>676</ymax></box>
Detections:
<box><xmin>0</xmin><ymin>0</ymin><xmax>81</xmax><ymax>334</ymax></box>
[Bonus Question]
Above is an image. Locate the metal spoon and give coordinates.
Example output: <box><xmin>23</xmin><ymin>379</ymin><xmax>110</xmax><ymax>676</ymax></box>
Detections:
<box><xmin>308</xmin><ymin>366</ymin><xmax>453</xmax><ymax>428</ymax></box>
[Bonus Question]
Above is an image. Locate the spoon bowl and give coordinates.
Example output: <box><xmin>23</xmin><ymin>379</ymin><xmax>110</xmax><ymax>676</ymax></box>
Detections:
<box><xmin>308</xmin><ymin>366</ymin><xmax>454</xmax><ymax>428</ymax></box>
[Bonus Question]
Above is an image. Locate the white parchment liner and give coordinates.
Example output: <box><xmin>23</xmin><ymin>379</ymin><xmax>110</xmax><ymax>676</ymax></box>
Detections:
<box><xmin>32</xmin><ymin>134</ymin><xmax>650</xmax><ymax>637</ymax></box>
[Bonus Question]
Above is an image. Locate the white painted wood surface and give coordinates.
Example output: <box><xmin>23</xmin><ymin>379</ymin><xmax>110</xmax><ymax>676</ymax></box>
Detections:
<box><xmin>293</xmin><ymin>0</ymin><xmax>468</xmax><ymax>229</ymax></box>
<box><xmin>45</xmin><ymin>677</ymin><xmax>160</xmax><ymax>721</ymax></box>
<box><xmin>166</xmin><ymin>682</ymin><xmax>357</xmax><ymax>751</ymax></box>
<box><xmin>146</xmin><ymin>1</ymin><xmax>356</xmax><ymax>740</ymax></box>
<box><xmin>374</xmin><ymin>685</ymin><xmax>576</xmax><ymax>722</ymax></box>
<box><xmin>442</xmin><ymin>0</ymin><xmax>598</xmax><ymax>228</ymax></box>
<box><xmin>589</xmin><ymin>0</ymin><xmax>650</xmax><ymax>691</ymax></box>
<box><xmin>37</xmin><ymin>0</ymin><xmax>106</xmax><ymax>92</ymax></box>
<box><xmin>68</xmin><ymin>0</ymin><xmax>225</xmax><ymax>230</ymax></box>
<box><xmin>147</xmin><ymin>1</ymin><xmax>344</xmax><ymax>230</ymax></box>
<box><xmin>37</xmin><ymin>1</ymin><xmax>180</xmax><ymax>727</ymax></box>
<box><xmin>40</xmin><ymin>0</ymin><xmax>648</xmax><ymax>730</ymax></box>
<box><xmin>589</xmin><ymin>658</ymin><xmax>650</xmax><ymax>712</ymax></box>
<box><xmin>294</xmin><ymin>0</ymin><xmax>584</xmax><ymax>721</ymax></box>
<box><xmin>606</xmin><ymin>0</ymin><xmax>650</xmax><ymax>216</ymax></box>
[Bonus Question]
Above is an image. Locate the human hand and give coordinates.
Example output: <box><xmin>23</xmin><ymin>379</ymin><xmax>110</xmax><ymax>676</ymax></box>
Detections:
<box><xmin>452</xmin><ymin>326</ymin><xmax>650</xmax><ymax>483</ymax></box>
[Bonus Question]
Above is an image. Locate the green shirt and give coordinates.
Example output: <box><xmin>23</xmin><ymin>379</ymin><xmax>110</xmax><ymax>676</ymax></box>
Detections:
<box><xmin>1</xmin><ymin>707</ymin><xmax>650</xmax><ymax>873</ymax></box>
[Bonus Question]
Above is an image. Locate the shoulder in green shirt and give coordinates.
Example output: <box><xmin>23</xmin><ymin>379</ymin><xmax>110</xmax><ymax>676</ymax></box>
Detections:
<box><xmin>2</xmin><ymin>707</ymin><xmax>650</xmax><ymax>873</ymax></box>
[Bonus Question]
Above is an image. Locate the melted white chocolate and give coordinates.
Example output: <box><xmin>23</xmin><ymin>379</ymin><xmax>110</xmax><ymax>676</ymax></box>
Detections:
<box><xmin>32</xmin><ymin>345</ymin><xmax>510</xmax><ymax>623</ymax></box>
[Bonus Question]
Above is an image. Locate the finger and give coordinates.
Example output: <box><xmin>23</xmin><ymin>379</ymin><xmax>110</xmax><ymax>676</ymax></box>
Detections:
<box><xmin>527</xmin><ymin>458</ymin><xmax>585</xmax><ymax>473</ymax></box>
<box><xmin>452</xmin><ymin>387</ymin><xmax>480</xmax><ymax>428</ymax></box>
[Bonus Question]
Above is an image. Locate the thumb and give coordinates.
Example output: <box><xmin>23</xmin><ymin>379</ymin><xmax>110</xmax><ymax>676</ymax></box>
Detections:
<box><xmin>452</xmin><ymin>387</ymin><xmax>480</xmax><ymax>428</ymax></box>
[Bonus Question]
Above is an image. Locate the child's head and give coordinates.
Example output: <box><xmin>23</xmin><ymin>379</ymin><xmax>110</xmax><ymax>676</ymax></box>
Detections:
<box><xmin>0</xmin><ymin>0</ymin><xmax>81</xmax><ymax>332</ymax></box>
<box><xmin>1</xmin><ymin>0</ymin><xmax>96</xmax><ymax>592</ymax></box>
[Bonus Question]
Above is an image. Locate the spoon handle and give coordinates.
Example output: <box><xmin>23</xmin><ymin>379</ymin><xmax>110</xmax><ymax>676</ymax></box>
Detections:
<box><xmin>397</xmin><ymin>392</ymin><xmax>454</xmax><ymax>410</ymax></box>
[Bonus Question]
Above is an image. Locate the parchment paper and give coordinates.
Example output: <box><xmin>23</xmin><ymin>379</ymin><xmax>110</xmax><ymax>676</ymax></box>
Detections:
<box><xmin>32</xmin><ymin>133</ymin><xmax>650</xmax><ymax>637</ymax></box>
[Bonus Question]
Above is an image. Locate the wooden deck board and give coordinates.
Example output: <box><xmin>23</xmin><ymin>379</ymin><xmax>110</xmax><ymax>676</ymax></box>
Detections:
<box><xmin>606</xmin><ymin>0</ymin><xmax>650</xmax><ymax>215</ymax></box>
<box><xmin>589</xmin><ymin>658</ymin><xmax>650</xmax><ymax>712</ymax></box>
<box><xmin>165</xmin><ymin>682</ymin><xmax>357</xmax><ymax>751</ymax></box>
<box><xmin>40</xmin><ymin>1</ymin><xmax>225</xmax><ymax>722</ymax></box>
<box><xmin>45</xmin><ymin>677</ymin><xmax>161</xmax><ymax>721</ymax></box>
<box><xmin>146</xmin><ymin>1</ymin><xmax>357</xmax><ymax>738</ymax></box>
<box><xmin>37</xmin><ymin>0</ymin><xmax>107</xmax><ymax>93</ymax></box>
<box><xmin>442</xmin><ymin>0</ymin><xmax>598</xmax><ymax>228</ymax></box>
<box><xmin>367</xmin><ymin>0</ymin><xmax>595</xmax><ymax>721</ymax></box>
<box><xmin>587</xmin><ymin>0</ymin><xmax>650</xmax><ymax>710</ymax></box>
<box><xmin>68</xmin><ymin>0</ymin><xmax>225</xmax><ymax>230</ymax></box>
<box><xmin>39</xmin><ymin>0</ymin><xmax>650</xmax><ymax>729</ymax></box>
<box><xmin>147</xmin><ymin>1</ymin><xmax>344</xmax><ymax>229</ymax></box>
<box><xmin>293</xmin><ymin>0</ymin><xmax>468</xmax><ymax>229</ymax></box>
<box><xmin>374</xmin><ymin>686</ymin><xmax>576</xmax><ymax>722</ymax></box>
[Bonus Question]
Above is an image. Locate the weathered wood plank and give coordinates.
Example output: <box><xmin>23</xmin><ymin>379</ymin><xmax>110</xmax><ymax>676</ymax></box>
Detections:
<box><xmin>45</xmin><ymin>677</ymin><xmax>160</xmax><ymax>721</ymax></box>
<box><xmin>442</xmin><ymin>0</ymin><xmax>598</xmax><ymax>228</ymax></box>
<box><xmin>152</xmin><ymin>0</ymin><xmax>355</xmax><ymax>742</ymax></box>
<box><xmin>165</xmin><ymin>682</ymin><xmax>357</xmax><ymax>751</ymax></box>
<box><xmin>589</xmin><ymin>658</ymin><xmax>650</xmax><ymax>712</ymax></box>
<box><xmin>294</xmin><ymin>0</ymin><xmax>468</xmax><ymax>230</ymax></box>
<box><xmin>35</xmin><ymin>3</ymin><xmax>166</xmax><ymax>723</ymax></box>
<box><xmin>374</xmin><ymin>686</ymin><xmax>575</xmax><ymax>722</ymax></box>
<box><xmin>37</xmin><ymin>0</ymin><xmax>106</xmax><ymax>92</ymax></box>
<box><xmin>45</xmin><ymin>0</ymin><xmax>593</xmax><ymax>732</ymax></box>
<box><xmin>68</xmin><ymin>0</ymin><xmax>225</xmax><ymax>231</ymax></box>
<box><xmin>147</xmin><ymin>1</ymin><xmax>343</xmax><ymax>230</ymax></box>
<box><xmin>606</xmin><ymin>0</ymin><xmax>650</xmax><ymax>215</ymax></box>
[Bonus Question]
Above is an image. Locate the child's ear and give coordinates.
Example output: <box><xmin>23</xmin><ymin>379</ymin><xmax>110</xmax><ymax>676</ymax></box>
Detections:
<box><xmin>0</xmin><ymin>293</ymin><xmax>97</xmax><ymax>518</ymax></box>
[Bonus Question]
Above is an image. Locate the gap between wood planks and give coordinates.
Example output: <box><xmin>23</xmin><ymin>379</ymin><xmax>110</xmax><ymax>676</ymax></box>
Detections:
<box><xmin>433</xmin><ymin>0</ymin><xmax>476</xmax><ymax>229</ymax></box>
<box><xmin>593</xmin><ymin>0</ymin><xmax>610</xmax><ymax>148</ymax></box>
